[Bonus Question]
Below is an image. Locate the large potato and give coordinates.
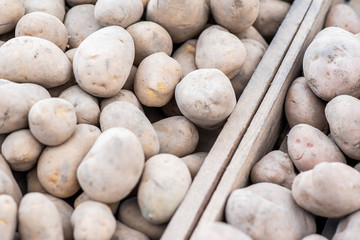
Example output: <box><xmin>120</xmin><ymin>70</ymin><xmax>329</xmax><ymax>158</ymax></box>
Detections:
<box><xmin>172</xmin><ymin>39</ymin><xmax>197</xmax><ymax>77</ymax></box>
<box><xmin>196</xmin><ymin>222</ymin><xmax>252</xmax><ymax>240</ymax></box>
<box><xmin>333</xmin><ymin>209</ymin><xmax>360</xmax><ymax>240</ymax></box>
<box><xmin>225</xmin><ymin>183</ymin><xmax>316</xmax><ymax>240</ymax></box>
<box><xmin>19</xmin><ymin>192</ymin><xmax>63</xmax><ymax>240</ymax></box>
<box><xmin>196</xmin><ymin>25</ymin><xmax>247</xmax><ymax>79</ymax></box>
<box><xmin>0</xmin><ymin>154</ymin><xmax>23</xmax><ymax>204</ymax></box>
<box><xmin>175</xmin><ymin>69</ymin><xmax>236</xmax><ymax>129</ymax></box>
<box><xmin>181</xmin><ymin>152</ymin><xmax>207</xmax><ymax>179</ymax></box>
<box><xmin>303</xmin><ymin>27</ymin><xmax>360</xmax><ymax>101</ymax></box>
<box><xmin>325</xmin><ymin>4</ymin><xmax>360</xmax><ymax>34</ymax></box>
<box><xmin>78</xmin><ymin>127</ymin><xmax>145</xmax><ymax>203</ymax></box>
<box><xmin>138</xmin><ymin>153</ymin><xmax>191</xmax><ymax>224</ymax></box>
<box><xmin>100</xmin><ymin>101</ymin><xmax>160</xmax><ymax>159</ymax></box>
<box><xmin>15</xmin><ymin>12</ymin><xmax>68</xmax><ymax>51</ymax></box>
<box><xmin>74</xmin><ymin>192</ymin><xmax>119</xmax><ymax>215</ymax></box>
<box><xmin>146</xmin><ymin>0</ymin><xmax>209</xmax><ymax>43</ymax></box>
<box><xmin>0</xmin><ymin>194</ymin><xmax>17</xmax><ymax>240</ymax></box>
<box><xmin>292</xmin><ymin>162</ymin><xmax>360</xmax><ymax>218</ymax></box>
<box><xmin>0</xmin><ymin>0</ymin><xmax>25</xmax><ymax>35</ymax></box>
<box><xmin>100</xmin><ymin>89</ymin><xmax>143</xmax><ymax>112</ymax></box>
<box><xmin>111</xmin><ymin>221</ymin><xmax>149</xmax><ymax>240</ymax></box>
<box><xmin>0</xmin><ymin>37</ymin><xmax>72</xmax><ymax>88</ymax></box>
<box><xmin>25</xmin><ymin>0</ymin><xmax>65</xmax><ymax>22</ymax></box>
<box><xmin>325</xmin><ymin>95</ymin><xmax>360</xmax><ymax>160</ymax></box>
<box><xmin>73</xmin><ymin>26</ymin><xmax>134</xmax><ymax>97</ymax></box>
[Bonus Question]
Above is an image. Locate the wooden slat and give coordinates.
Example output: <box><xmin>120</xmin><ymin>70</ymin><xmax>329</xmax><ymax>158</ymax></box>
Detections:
<box><xmin>160</xmin><ymin>0</ymin><xmax>313</xmax><ymax>239</ymax></box>
<box><xmin>191</xmin><ymin>0</ymin><xmax>335</xmax><ymax>238</ymax></box>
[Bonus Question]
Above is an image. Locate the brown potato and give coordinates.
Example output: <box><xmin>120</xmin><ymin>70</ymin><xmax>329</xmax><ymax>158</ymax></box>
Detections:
<box><xmin>25</xmin><ymin>0</ymin><xmax>66</xmax><ymax>22</ymax></box>
<box><xmin>172</xmin><ymin>39</ymin><xmax>197</xmax><ymax>77</ymax></box>
<box><xmin>100</xmin><ymin>89</ymin><xmax>143</xmax><ymax>112</ymax></box>
<box><xmin>196</xmin><ymin>222</ymin><xmax>252</xmax><ymax>240</ymax></box>
<box><xmin>74</xmin><ymin>192</ymin><xmax>119</xmax><ymax>215</ymax></box>
<box><xmin>236</xmin><ymin>26</ymin><xmax>268</xmax><ymax>49</ymax></box>
<box><xmin>26</xmin><ymin>167</ymin><xmax>47</xmax><ymax>194</ymax></box>
<box><xmin>111</xmin><ymin>221</ymin><xmax>149</xmax><ymax>240</ymax></box>
<box><xmin>325</xmin><ymin>4</ymin><xmax>360</xmax><ymax>34</ymax></box>
<box><xmin>181</xmin><ymin>152</ymin><xmax>207</xmax><ymax>179</ymax></box>
<box><xmin>333</xmin><ymin>209</ymin><xmax>360</xmax><ymax>240</ymax></box>
<box><xmin>0</xmin><ymin>194</ymin><xmax>17</xmax><ymax>240</ymax></box>
<box><xmin>0</xmin><ymin>0</ymin><xmax>25</xmax><ymax>35</ymax></box>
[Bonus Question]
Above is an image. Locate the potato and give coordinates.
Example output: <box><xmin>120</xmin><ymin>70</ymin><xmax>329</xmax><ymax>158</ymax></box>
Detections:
<box><xmin>78</xmin><ymin>127</ymin><xmax>145</xmax><ymax>203</ymax></box>
<box><xmin>236</xmin><ymin>26</ymin><xmax>268</xmax><ymax>49</ymax></box>
<box><xmin>0</xmin><ymin>154</ymin><xmax>23</xmax><ymax>204</ymax></box>
<box><xmin>332</xmin><ymin>209</ymin><xmax>360</xmax><ymax>240</ymax></box>
<box><xmin>45</xmin><ymin>194</ymin><xmax>74</xmax><ymax>240</ymax></box>
<box><xmin>64</xmin><ymin>4</ymin><xmax>102</xmax><ymax>49</ymax></box>
<box><xmin>175</xmin><ymin>69</ymin><xmax>236</xmax><ymax>129</ymax></box>
<box><xmin>26</xmin><ymin>167</ymin><xmax>47</xmax><ymax>193</ymax></box>
<box><xmin>71</xmin><ymin>201</ymin><xmax>116</xmax><ymax>240</ymax></box>
<box><xmin>73</xmin><ymin>26</ymin><xmax>134</xmax><ymax>97</ymax></box>
<box><xmin>95</xmin><ymin>0</ymin><xmax>143</xmax><ymax>28</ymax></box>
<box><xmin>111</xmin><ymin>221</ymin><xmax>149</xmax><ymax>240</ymax></box>
<box><xmin>153</xmin><ymin>116</ymin><xmax>199</xmax><ymax>157</ymax></box>
<box><xmin>250</xmin><ymin>150</ymin><xmax>296</xmax><ymax>189</ymax></box>
<box><xmin>0</xmin><ymin>0</ymin><xmax>25</xmax><ymax>35</ymax></box>
<box><xmin>196</xmin><ymin>222</ymin><xmax>252</xmax><ymax>240</ymax></box>
<box><xmin>302</xmin><ymin>234</ymin><xmax>328</xmax><ymax>240</ymax></box>
<box><xmin>254</xmin><ymin>0</ymin><xmax>291</xmax><ymax>41</ymax></box>
<box><xmin>146</xmin><ymin>0</ymin><xmax>209</xmax><ymax>43</ymax></box>
<box><xmin>196</xmin><ymin>25</ymin><xmax>247</xmax><ymax>79</ymax></box>
<box><xmin>350</xmin><ymin>0</ymin><xmax>360</xmax><ymax>17</ymax></box>
<box><xmin>172</xmin><ymin>39</ymin><xmax>197</xmax><ymax>77</ymax></box>
<box><xmin>37</xmin><ymin>124</ymin><xmax>100</xmax><ymax>198</ymax></box>
<box><xmin>181</xmin><ymin>152</ymin><xmax>207</xmax><ymax>179</ymax></box>
<box><xmin>285</xmin><ymin>77</ymin><xmax>328</xmax><ymax>133</ymax></box>
<box><xmin>231</xmin><ymin>39</ymin><xmax>266</xmax><ymax>98</ymax></box>
<box><xmin>29</xmin><ymin>98</ymin><xmax>77</xmax><ymax>146</ymax></box>
<box><xmin>225</xmin><ymin>183</ymin><xmax>316</xmax><ymax>240</ymax></box>
<box><xmin>0</xmin><ymin>194</ymin><xmax>17</xmax><ymax>240</ymax></box>
<box><xmin>66</xmin><ymin>0</ymin><xmax>97</xmax><ymax>7</ymax></box>
<box><xmin>19</xmin><ymin>192</ymin><xmax>63</xmax><ymax>240</ymax></box>
<box><xmin>138</xmin><ymin>153</ymin><xmax>191</xmax><ymax>224</ymax></box>
<box><xmin>0</xmin><ymin>37</ymin><xmax>72</xmax><ymax>88</ymax></box>
<box><xmin>160</xmin><ymin>96</ymin><xmax>182</xmax><ymax>117</ymax></box>
<box><xmin>100</xmin><ymin>101</ymin><xmax>160</xmax><ymax>159</ymax></box>
<box><xmin>100</xmin><ymin>89</ymin><xmax>143</xmax><ymax>112</ymax></box>
<box><xmin>127</xmin><ymin>21</ymin><xmax>173</xmax><ymax>66</ymax></box>
<box><xmin>74</xmin><ymin>192</ymin><xmax>119</xmax><ymax>215</ymax></box>
<box><xmin>287</xmin><ymin>124</ymin><xmax>346</xmax><ymax>171</ymax></box>
<box><xmin>122</xmin><ymin>65</ymin><xmax>137</xmax><ymax>91</ymax></box>
<box><xmin>25</xmin><ymin>0</ymin><xmax>65</xmax><ymax>22</ymax></box>
<box><xmin>211</xmin><ymin>0</ymin><xmax>259</xmax><ymax>33</ymax></box>
<box><xmin>118</xmin><ymin>197</ymin><xmax>166</xmax><ymax>240</ymax></box>
<box><xmin>292</xmin><ymin>162</ymin><xmax>360</xmax><ymax>218</ymax></box>
<box><xmin>59</xmin><ymin>85</ymin><xmax>100</xmax><ymax>125</ymax></box>
<box><xmin>2</xmin><ymin>129</ymin><xmax>43</xmax><ymax>171</ymax></box>
<box><xmin>0</xmin><ymin>170</ymin><xmax>17</xmax><ymax>201</ymax></box>
<box><xmin>134</xmin><ymin>52</ymin><xmax>182</xmax><ymax>107</ymax></box>
<box><xmin>325</xmin><ymin>95</ymin><xmax>360</xmax><ymax>160</ymax></box>
<box><xmin>325</xmin><ymin>4</ymin><xmax>360</xmax><ymax>34</ymax></box>
<box><xmin>15</xmin><ymin>12</ymin><xmax>68</xmax><ymax>51</ymax></box>
<box><xmin>303</xmin><ymin>27</ymin><xmax>360</xmax><ymax>101</ymax></box>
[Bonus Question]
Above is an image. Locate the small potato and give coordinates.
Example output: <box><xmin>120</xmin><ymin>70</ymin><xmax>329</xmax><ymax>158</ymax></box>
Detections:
<box><xmin>25</xmin><ymin>0</ymin><xmax>65</xmax><ymax>22</ymax></box>
<box><xmin>37</xmin><ymin>124</ymin><xmax>100</xmax><ymax>198</ymax></box>
<box><xmin>196</xmin><ymin>222</ymin><xmax>252</xmax><ymax>240</ymax></box>
<box><xmin>134</xmin><ymin>52</ymin><xmax>182</xmax><ymax>107</ymax></box>
<box><xmin>74</xmin><ymin>192</ymin><xmax>119</xmax><ymax>215</ymax></box>
<box><xmin>181</xmin><ymin>152</ymin><xmax>207</xmax><ymax>179</ymax></box>
<box><xmin>29</xmin><ymin>98</ymin><xmax>77</xmax><ymax>146</ymax></box>
<box><xmin>0</xmin><ymin>37</ymin><xmax>72</xmax><ymax>88</ymax></box>
<box><xmin>118</xmin><ymin>197</ymin><xmax>167</xmax><ymax>240</ymax></box>
<box><xmin>0</xmin><ymin>0</ymin><xmax>25</xmax><ymax>35</ymax></box>
<box><xmin>250</xmin><ymin>150</ymin><xmax>296</xmax><ymax>189</ymax></box>
<box><xmin>100</xmin><ymin>89</ymin><xmax>143</xmax><ymax>112</ymax></box>
<box><xmin>26</xmin><ymin>167</ymin><xmax>47</xmax><ymax>193</ymax></box>
<box><xmin>15</xmin><ymin>12</ymin><xmax>68</xmax><ymax>51</ymax></box>
<box><xmin>236</xmin><ymin>26</ymin><xmax>268</xmax><ymax>49</ymax></box>
<box><xmin>127</xmin><ymin>21</ymin><xmax>173</xmax><ymax>66</ymax></box>
<box><xmin>325</xmin><ymin>4</ymin><xmax>360</xmax><ymax>34</ymax></box>
<box><xmin>325</xmin><ymin>95</ymin><xmax>360</xmax><ymax>160</ymax></box>
<box><xmin>172</xmin><ymin>39</ymin><xmax>197</xmax><ymax>77</ymax></box>
<box><xmin>59</xmin><ymin>85</ymin><xmax>100</xmax><ymax>125</ymax></box>
<box><xmin>64</xmin><ymin>4</ymin><xmax>102</xmax><ymax>49</ymax></box>
<box><xmin>225</xmin><ymin>183</ymin><xmax>316</xmax><ymax>240</ymax></box>
<box><xmin>0</xmin><ymin>195</ymin><xmax>17</xmax><ymax>240</ymax></box>
<box><xmin>111</xmin><ymin>221</ymin><xmax>149</xmax><ymax>240</ymax></box>
<box><xmin>153</xmin><ymin>116</ymin><xmax>199</xmax><ymax>157</ymax></box>
<box><xmin>122</xmin><ymin>65</ymin><xmax>137</xmax><ymax>91</ymax></box>
<box><xmin>146</xmin><ymin>0</ymin><xmax>209</xmax><ymax>43</ymax></box>
<box><xmin>175</xmin><ymin>69</ymin><xmax>236</xmax><ymax>129</ymax></box>
<box><xmin>78</xmin><ymin>127</ymin><xmax>145</xmax><ymax>203</ymax></box>
<box><xmin>66</xmin><ymin>0</ymin><xmax>97</xmax><ymax>7</ymax></box>
<box><xmin>211</xmin><ymin>0</ymin><xmax>259</xmax><ymax>33</ymax></box>
<box><xmin>2</xmin><ymin>129</ymin><xmax>43</xmax><ymax>171</ymax></box>
<box><xmin>196</xmin><ymin>25</ymin><xmax>247</xmax><ymax>79</ymax></box>
<box><xmin>138</xmin><ymin>154</ymin><xmax>192</xmax><ymax>224</ymax></box>
<box><xmin>100</xmin><ymin>101</ymin><xmax>160</xmax><ymax>159</ymax></box>
<box><xmin>292</xmin><ymin>162</ymin><xmax>360</xmax><ymax>218</ymax></box>
<box><xmin>302</xmin><ymin>234</ymin><xmax>328</xmax><ymax>240</ymax></box>
<box><xmin>285</xmin><ymin>77</ymin><xmax>328</xmax><ymax>133</ymax></box>
<box><xmin>0</xmin><ymin>154</ymin><xmax>23</xmax><ymax>204</ymax></box>
<box><xmin>71</xmin><ymin>201</ymin><xmax>116</xmax><ymax>240</ymax></box>
<box><xmin>95</xmin><ymin>0</ymin><xmax>143</xmax><ymax>28</ymax></box>
<box><xmin>333</xmin><ymin>209</ymin><xmax>360</xmax><ymax>240</ymax></box>
<box><xmin>19</xmin><ymin>192</ymin><xmax>64</xmax><ymax>240</ymax></box>
<box><xmin>287</xmin><ymin>124</ymin><xmax>346</xmax><ymax>171</ymax></box>
<box><xmin>73</xmin><ymin>26</ymin><xmax>135</xmax><ymax>97</ymax></box>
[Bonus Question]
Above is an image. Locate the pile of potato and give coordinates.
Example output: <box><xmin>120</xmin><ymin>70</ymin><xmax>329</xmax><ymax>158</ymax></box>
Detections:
<box><xmin>0</xmin><ymin>0</ymin><xmax>294</xmax><ymax>239</ymax></box>
<box><xmin>220</xmin><ymin>2</ymin><xmax>360</xmax><ymax>240</ymax></box>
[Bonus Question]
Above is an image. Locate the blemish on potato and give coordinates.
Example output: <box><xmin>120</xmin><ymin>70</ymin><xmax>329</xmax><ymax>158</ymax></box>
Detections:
<box><xmin>90</xmin><ymin>55</ymin><xmax>98</xmax><ymax>60</ymax></box>
<box><xmin>49</xmin><ymin>172</ymin><xmax>59</xmax><ymax>185</ymax></box>
<box><xmin>0</xmin><ymin>218</ymin><xmax>8</xmax><ymax>225</ymax></box>
<box><xmin>157</xmin><ymin>82</ymin><xmax>165</xmax><ymax>92</ymax></box>
<box><xmin>295</xmin><ymin>139</ymin><xmax>301</xmax><ymax>143</ymax></box>
<box><xmin>307</xmin><ymin>143</ymin><xmax>314</xmax><ymax>147</ymax></box>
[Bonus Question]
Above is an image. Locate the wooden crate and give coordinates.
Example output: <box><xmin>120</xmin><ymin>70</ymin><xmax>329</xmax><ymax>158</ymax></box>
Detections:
<box><xmin>160</xmin><ymin>0</ymin><xmax>320</xmax><ymax>239</ymax></box>
<box><xmin>189</xmin><ymin>0</ymin><xmax>343</xmax><ymax>238</ymax></box>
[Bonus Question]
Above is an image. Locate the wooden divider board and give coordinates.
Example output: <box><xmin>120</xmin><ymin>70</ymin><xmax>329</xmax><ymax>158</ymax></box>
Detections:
<box><xmin>190</xmin><ymin>0</ymin><xmax>341</xmax><ymax>238</ymax></box>
<box><xmin>160</xmin><ymin>0</ymin><xmax>313</xmax><ymax>239</ymax></box>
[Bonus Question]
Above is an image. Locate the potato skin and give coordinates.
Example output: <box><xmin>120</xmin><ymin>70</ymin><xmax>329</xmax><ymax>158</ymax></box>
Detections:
<box><xmin>325</xmin><ymin>4</ymin><xmax>360</xmax><ymax>34</ymax></box>
<box><xmin>100</xmin><ymin>89</ymin><xmax>143</xmax><ymax>112</ymax></box>
<box><xmin>236</xmin><ymin>26</ymin><xmax>268</xmax><ymax>49</ymax></box>
<box><xmin>196</xmin><ymin>222</ymin><xmax>252</xmax><ymax>240</ymax></box>
<box><xmin>181</xmin><ymin>152</ymin><xmax>207</xmax><ymax>179</ymax></box>
<box><xmin>0</xmin><ymin>195</ymin><xmax>17</xmax><ymax>240</ymax></box>
<box><xmin>74</xmin><ymin>192</ymin><xmax>119</xmax><ymax>215</ymax></box>
<box><xmin>172</xmin><ymin>39</ymin><xmax>197</xmax><ymax>77</ymax></box>
<box><xmin>0</xmin><ymin>0</ymin><xmax>25</xmax><ymax>35</ymax></box>
<box><xmin>301</xmin><ymin>234</ymin><xmax>328</xmax><ymax>240</ymax></box>
<box><xmin>25</xmin><ymin>0</ymin><xmax>65</xmax><ymax>22</ymax></box>
<box><xmin>111</xmin><ymin>221</ymin><xmax>149</xmax><ymax>240</ymax></box>
<box><xmin>333</xmin><ymin>210</ymin><xmax>360</xmax><ymax>240</ymax></box>
<box><xmin>26</xmin><ymin>167</ymin><xmax>47</xmax><ymax>193</ymax></box>
<box><xmin>73</xmin><ymin>26</ymin><xmax>135</xmax><ymax>97</ymax></box>
<box><xmin>0</xmin><ymin>154</ymin><xmax>23</xmax><ymax>205</ymax></box>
